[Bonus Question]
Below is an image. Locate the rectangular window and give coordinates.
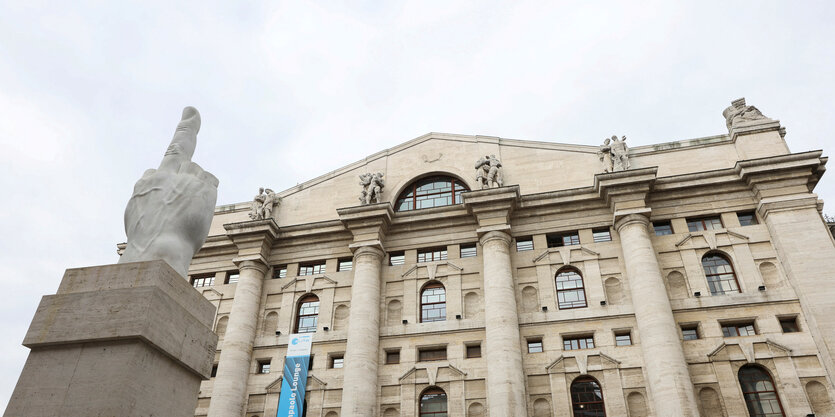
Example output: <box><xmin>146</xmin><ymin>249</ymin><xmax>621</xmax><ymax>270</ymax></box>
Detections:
<box><xmin>417</xmin><ymin>247</ymin><xmax>448</xmax><ymax>263</ymax></box>
<box><xmin>592</xmin><ymin>228</ymin><xmax>612</xmax><ymax>243</ymax></box>
<box><xmin>385</xmin><ymin>350</ymin><xmax>400</xmax><ymax>364</ymax></box>
<box><xmin>722</xmin><ymin>322</ymin><xmax>757</xmax><ymax>337</ymax></box>
<box><xmin>299</xmin><ymin>262</ymin><xmax>326</xmax><ymax>276</ymax></box>
<box><xmin>389</xmin><ymin>251</ymin><xmax>405</xmax><ymax>266</ymax></box>
<box><xmin>257</xmin><ymin>361</ymin><xmax>271</xmax><ymax>374</ymax></box>
<box><xmin>527</xmin><ymin>339</ymin><xmax>543</xmax><ymax>353</ymax></box>
<box><xmin>516</xmin><ymin>237</ymin><xmax>534</xmax><ymax>252</ymax></box>
<box><xmin>563</xmin><ymin>336</ymin><xmax>595</xmax><ymax>350</ymax></box>
<box><xmin>682</xmin><ymin>325</ymin><xmax>700</xmax><ymax>341</ymax></box>
<box><xmin>687</xmin><ymin>216</ymin><xmax>724</xmax><ymax>232</ymax></box>
<box><xmin>226</xmin><ymin>271</ymin><xmax>240</xmax><ymax>284</ymax></box>
<box><xmin>779</xmin><ymin>317</ymin><xmax>800</xmax><ymax>333</ymax></box>
<box><xmin>737</xmin><ymin>212</ymin><xmax>758</xmax><ymax>226</ymax></box>
<box><xmin>330</xmin><ymin>355</ymin><xmax>344</xmax><ymax>369</ymax></box>
<box><xmin>418</xmin><ymin>347</ymin><xmax>447</xmax><ymax>362</ymax></box>
<box><xmin>191</xmin><ymin>275</ymin><xmax>215</xmax><ymax>288</ymax></box>
<box><xmin>615</xmin><ymin>332</ymin><xmax>632</xmax><ymax>346</ymax></box>
<box><xmin>272</xmin><ymin>265</ymin><xmax>287</xmax><ymax>279</ymax></box>
<box><xmin>337</xmin><ymin>258</ymin><xmax>353</xmax><ymax>272</ymax></box>
<box><xmin>547</xmin><ymin>231</ymin><xmax>580</xmax><ymax>247</ymax></box>
<box><xmin>460</xmin><ymin>244</ymin><xmax>477</xmax><ymax>258</ymax></box>
<box><xmin>308</xmin><ymin>355</ymin><xmax>314</xmax><ymax>371</ymax></box>
<box><xmin>466</xmin><ymin>344</ymin><xmax>482</xmax><ymax>358</ymax></box>
<box><xmin>653</xmin><ymin>221</ymin><xmax>673</xmax><ymax>236</ymax></box>
<box><xmin>211</xmin><ymin>364</ymin><xmax>218</xmax><ymax>378</ymax></box>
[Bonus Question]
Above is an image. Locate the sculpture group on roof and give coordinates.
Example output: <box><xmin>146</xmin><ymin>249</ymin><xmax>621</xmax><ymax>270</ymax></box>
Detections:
<box><xmin>475</xmin><ymin>154</ymin><xmax>504</xmax><ymax>189</ymax></box>
<box><xmin>723</xmin><ymin>97</ymin><xmax>771</xmax><ymax>130</ymax></box>
<box><xmin>598</xmin><ymin>135</ymin><xmax>630</xmax><ymax>173</ymax></box>
<box><xmin>359</xmin><ymin>172</ymin><xmax>385</xmax><ymax>205</ymax></box>
<box><xmin>249</xmin><ymin>187</ymin><xmax>280</xmax><ymax>220</ymax></box>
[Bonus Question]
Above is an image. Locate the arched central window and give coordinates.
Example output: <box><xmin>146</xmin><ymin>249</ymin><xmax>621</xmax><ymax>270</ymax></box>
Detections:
<box><xmin>421</xmin><ymin>282</ymin><xmax>446</xmax><ymax>323</ymax></box>
<box><xmin>419</xmin><ymin>387</ymin><xmax>448</xmax><ymax>417</ymax></box>
<box><xmin>702</xmin><ymin>253</ymin><xmax>740</xmax><ymax>295</ymax></box>
<box><xmin>571</xmin><ymin>376</ymin><xmax>606</xmax><ymax>417</ymax></box>
<box><xmin>556</xmin><ymin>267</ymin><xmax>587</xmax><ymax>309</ymax></box>
<box><xmin>739</xmin><ymin>365</ymin><xmax>785</xmax><ymax>417</ymax></box>
<box><xmin>396</xmin><ymin>176</ymin><xmax>469</xmax><ymax>212</ymax></box>
<box><xmin>295</xmin><ymin>294</ymin><xmax>320</xmax><ymax>333</ymax></box>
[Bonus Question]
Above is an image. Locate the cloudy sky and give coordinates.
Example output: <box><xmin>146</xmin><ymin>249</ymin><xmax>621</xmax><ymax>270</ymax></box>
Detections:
<box><xmin>1</xmin><ymin>0</ymin><xmax>834</xmax><ymax>409</ymax></box>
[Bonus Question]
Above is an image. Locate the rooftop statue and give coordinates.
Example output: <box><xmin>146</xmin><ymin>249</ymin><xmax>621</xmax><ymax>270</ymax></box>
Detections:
<box><xmin>118</xmin><ymin>107</ymin><xmax>219</xmax><ymax>277</ymax></box>
<box><xmin>249</xmin><ymin>187</ymin><xmax>280</xmax><ymax>220</ymax></box>
<box><xmin>475</xmin><ymin>154</ymin><xmax>503</xmax><ymax>189</ymax></box>
<box><xmin>359</xmin><ymin>172</ymin><xmax>385</xmax><ymax>205</ymax></box>
<box><xmin>599</xmin><ymin>135</ymin><xmax>630</xmax><ymax>172</ymax></box>
<box><xmin>723</xmin><ymin>97</ymin><xmax>771</xmax><ymax>129</ymax></box>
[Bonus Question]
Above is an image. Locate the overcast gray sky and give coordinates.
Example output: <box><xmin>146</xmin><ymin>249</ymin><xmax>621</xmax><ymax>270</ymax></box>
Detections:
<box><xmin>1</xmin><ymin>1</ymin><xmax>834</xmax><ymax>410</ymax></box>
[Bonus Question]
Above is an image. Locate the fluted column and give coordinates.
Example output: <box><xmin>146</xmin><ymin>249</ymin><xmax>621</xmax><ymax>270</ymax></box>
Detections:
<box><xmin>480</xmin><ymin>230</ymin><xmax>528</xmax><ymax>417</ymax></box>
<box><xmin>207</xmin><ymin>259</ymin><xmax>268</xmax><ymax>417</ymax></box>
<box><xmin>616</xmin><ymin>213</ymin><xmax>698</xmax><ymax>416</ymax></box>
<box><xmin>340</xmin><ymin>245</ymin><xmax>384</xmax><ymax>416</ymax></box>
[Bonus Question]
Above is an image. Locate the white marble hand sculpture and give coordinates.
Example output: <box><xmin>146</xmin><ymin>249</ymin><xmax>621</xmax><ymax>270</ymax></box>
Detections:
<box><xmin>118</xmin><ymin>107</ymin><xmax>219</xmax><ymax>277</ymax></box>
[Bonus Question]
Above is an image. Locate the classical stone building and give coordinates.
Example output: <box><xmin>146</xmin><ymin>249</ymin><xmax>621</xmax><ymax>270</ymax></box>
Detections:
<box><xmin>183</xmin><ymin>99</ymin><xmax>835</xmax><ymax>417</ymax></box>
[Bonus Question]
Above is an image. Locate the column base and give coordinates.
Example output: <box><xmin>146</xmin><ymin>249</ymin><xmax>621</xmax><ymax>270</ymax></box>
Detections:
<box><xmin>5</xmin><ymin>260</ymin><xmax>218</xmax><ymax>417</ymax></box>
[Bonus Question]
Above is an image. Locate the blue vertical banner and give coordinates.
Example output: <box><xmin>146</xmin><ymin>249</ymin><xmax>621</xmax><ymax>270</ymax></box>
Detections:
<box><xmin>276</xmin><ymin>333</ymin><xmax>313</xmax><ymax>417</ymax></box>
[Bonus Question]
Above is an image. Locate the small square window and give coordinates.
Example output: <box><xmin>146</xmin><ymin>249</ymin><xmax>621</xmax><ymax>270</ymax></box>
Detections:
<box><xmin>737</xmin><ymin>212</ymin><xmax>758</xmax><ymax>226</ymax></box>
<box><xmin>226</xmin><ymin>271</ymin><xmax>240</xmax><ymax>284</ymax></box>
<box><xmin>272</xmin><ymin>265</ymin><xmax>287</xmax><ymax>279</ymax></box>
<box><xmin>527</xmin><ymin>339</ymin><xmax>543</xmax><ymax>353</ymax></box>
<box><xmin>592</xmin><ymin>228</ymin><xmax>612</xmax><ymax>243</ymax></box>
<box><xmin>330</xmin><ymin>355</ymin><xmax>344</xmax><ymax>369</ymax></box>
<box><xmin>653</xmin><ymin>221</ymin><xmax>673</xmax><ymax>236</ymax></box>
<box><xmin>563</xmin><ymin>336</ymin><xmax>595</xmax><ymax>350</ymax></box>
<box><xmin>418</xmin><ymin>247</ymin><xmax>447</xmax><ymax>263</ymax></box>
<box><xmin>211</xmin><ymin>364</ymin><xmax>218</xmax><ymax>378</ymax></box>
<box><xmin>681</xmin><ymin>325</ymin><xmax>700</xmax><ymax>341</ymax></box>
<box><xmin>687</xmin><ymin>216</ymin><xmax>723</xmax><ymax>232</ymax></box>
<box><xmin>418</xmin><ymin>347</ymin><xmax>447</xmax><ymax>361</ymax></box>
<box><xmin>308</xmin><ymin>355</ymin><xmax>314</xmax><ymax>371</ymax></box>
<box><xmin>337</xmin><ymin>258</ymin><xmax>353</xmax><ymax>272</ymax></box>
<box><xmin>466</xmin><ymin>344</ymin><xmax>482</xmax><ymax>358</ymax></box>
<box><xmin>389</xmin><ymin>251</ymin><xmax>405</xmax><ymax>266</ymax></box>
<box><xmin>385</xmin><ymin>350</ymin><xmax>400</xmax><ymax>364</ymax></box>
<box><xmin>257</xmin><ymin>361</ymin><xmax>271</xmax><ymax>374</ymax></box>
<box><xmin>615</xmin><ymin>332</ymin><xmax>632</xmax><ymax>346</ymax></box>
<box><xmin>779</xmin><ymin>317</ymin><xmax>800</xmax><ymax>333</ymax></box>
<box><xmin>722</xmin><ymin>322</ymin><xmax>756</xmax><ymax>337</ymax></box>
<box><xmin>299</xmin><ymin>262</ymin><xmax>326</xmax><ymax>276</ymax></box>
<box><xmin>516</xmin><ymin>237</ymin><xmax>534</xmax><ymax>252</ymax></box>
<box><xmin>547</xmin><ymin>231</ymin><xmax>580</xmax><ymax>247</ymax></box>
<box><xmin>460</xmin><ymin>244</ymin><xmax>477</xmax><ymax>258</ymax></box>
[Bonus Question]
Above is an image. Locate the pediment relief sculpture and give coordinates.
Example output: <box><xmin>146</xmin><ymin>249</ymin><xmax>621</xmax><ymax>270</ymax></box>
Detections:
<box><xmin>249</xmin><ymin>187</ymin><xmax>280</xmax><ymax>220</ymax></box>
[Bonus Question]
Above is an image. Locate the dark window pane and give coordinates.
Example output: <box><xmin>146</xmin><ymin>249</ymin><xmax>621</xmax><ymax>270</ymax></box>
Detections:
<box><xmin>779</xmin><ymin>318</ymin><xmax>799</xmax><ymax>333</ymax></box>
<box><xmin>337</xmin><ymin>259</ymin><xmax>353</xmax><ymax>272</ymax></box>
<box><xmin>653</xmin><ymin>221</ymin><xmax>673</xmax><ymax>236</ymax></box>
<box><xmin>516</xmin><ymin>237</ymin><xmax>534</xmax><ymax>252</ymax></box>
<box><xmin>389</xmin><ymin>252</ymin><xmax>405</xmax><ymax>266</ymax></box>
<box><xmin>738</xmin><ymin>212</ymin><xmax>758</xmax><ymax>226</ymax></box>
<box><xmin>226</xmin><ymin>272</ymin><xmax>239</xmax><ymax>284</ymax></box>
<box><xmin>460</xmin><ymin>244</ymin><xmax>477</xmax><ymax>258</ymax></box>
<box><xmin>272</xmin><ymin>266</ymin><xmax>287</xmax><ymax>279</ymax></box>
<box><xmin>548</xmin><ymin>231</ymin><xmax>580</xmax><ymax>247</ymax></box>
<box><xmin>571</xmin><ymin>378</ymin><xmax>606</xmax><ymax>417</ymax></box>
<box><xmin>527</xmin><ymin>340</ymin><xmax>543</xmax><ymax>353</ymax></box>
<box><xmin>418</xmin><ymin>348</ymin><xmax>447</xmax><ymax>361</ymax></box>
<box><xmin>682</xmin><ymin>327</ymin><xmax>699</xmax><ymax>341</ymax></box>
<box><xmin>386</xmin><ymin>350</ymin><xmax>400</xmax><ymax>364</ymax></box>
<box><xmin>739</xmin><ymin>366</ymin><xmax>785</xmax><ymax>417</ymax></box>
<box><xmin>592</xmin><ymin>228</ymin><xmax>612</xmax><ymax>243</ymax></box>
<box><xmin>466</xmin><ymin>345</ymin><xmax>481</xmax><ymax>358</ymax></box>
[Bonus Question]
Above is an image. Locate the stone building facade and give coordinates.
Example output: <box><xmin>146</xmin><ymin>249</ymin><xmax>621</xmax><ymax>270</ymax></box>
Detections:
<box><xmin>184</xmin><ymin>99</ymin><xmax>835</xmax><ymax>417</ymax></box>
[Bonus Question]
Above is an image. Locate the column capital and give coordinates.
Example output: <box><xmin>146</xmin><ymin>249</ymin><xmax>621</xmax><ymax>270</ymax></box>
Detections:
<box><xmin>232</xmin><ymin>257</ymin><xmax>270</xmax><ymax>274</ymax></box>
<box><xmin>337</xmin><ymin>202</ymin><xmax>394</xmax><ymax>247</ymax></box>
<box><xmin>462</xmin><ymin>185</ymin><xmax>520</xmax><ymax>229</ymax></box>
<box><xmin>224</xmin><ymin>218</ymin><xmax>280</xmax><ymax>262</ymax></box>
<box><xmin>479</xmin><ymin>230</ymin><xmax>512</xmax><ymax>247</ymax></box>
<box><xmin>351</xmin><ymin>244</ymin><xmax>385</xmax><ymax>260</ymax></box>
<box><xmin>614</xmin><ymin>211</ymin><xmax>651</xmax><ymax>232</ymax></box>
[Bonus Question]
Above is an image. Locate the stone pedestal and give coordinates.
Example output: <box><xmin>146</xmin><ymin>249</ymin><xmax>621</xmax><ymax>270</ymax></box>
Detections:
<box><xmin>5</xmin><ymin>260</ymin><xmax>217</xmax><ymax>417</ymax></box>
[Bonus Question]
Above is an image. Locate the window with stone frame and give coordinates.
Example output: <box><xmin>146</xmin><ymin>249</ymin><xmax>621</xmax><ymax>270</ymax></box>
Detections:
<box><xmin>592</xmin><ymin>227</ymin><xmax>612</xmax><ymax>242</ymax></box>
<box><xmin>555</xmin><ymin>267</ymin><xmax>587</xmax><ymax>309</ymax></box>
<box><xmin>257</xmin><ymin>360</ymin><xmax>271</xmax><ymax>374</ymax></box>
<box><xmin>295</xmin><ymin>294</ymin><xmax>320</xmax><ymax>333</ymax></box>
<box><xmin>418</xmin><ymin>346</ymin><xmax>447</xmax><ymax>361</ymax></box>
<box><xmin>681</xmin><ymin>324</ymin><xmax>700</xmax><ymax>341</ymax></box>
<box><xmin>191</xmin><ymin>274</ymin><xmax>215</xmax><ymax>288</ymax></box>
<box><xmin>563</xmin><ymin>335</ymin><xmax>595</xmax><ymax>350</ymax></box>
<box><xmin>515</xmin><ymin>236</ymin><xmax>534</xmax><ymax>252</ymax></box>
<box><xmin>395</xmin><ymin>176</ymin><xmax>469</xmax><ymax>212</ymax></box>
<box><xmin>570</xmin><ymin>376</ymin><xmax>606</xmax><ymax>417</ymax></box>
<box><xmin>722</xmin><ymin>321</ymin><xmax>757</xmax><ymax>337</ymax></box>
<box><xmin>337</xmin><ymin>258</ymin><xmax>353</xmax><ymax>272</ymax></box>
<box><xmin>465</xmin><ymin>343</ymin><xmax>482</xmax><ymax>358</ymax></box>
<box><xmin>419</xmin><ymin>387</ymin><xmax>448</xmax><ymax>417</ymax></box>
<box><xmin>460</xmin><ymin>243</ymin><xmax>477</xmax><ymax>258</ymax></box>
<box><xmin>687</xmin><ymin>216</ymin><xmax>723</xmax><ymax>232</ymax></box>
<box><xmin>737</xmin><ymin>211</ymin><xmax>758</xmax><ymax>226</ymax></box>
<box><xmin>389</xmin><ymin>251</ymin><xmax>405</xmax><ymax>266</ymax></box>
<box><xmin>225</xmin><ymin>271</ymin><xmax>239</xmax><ymax>284</ymax></box>
<box><xmin>779</xmin><ymin>316</ymin><xmax>800</xmax><ymax>333</ymax></box>
<box><xmin>272</xmin><ymin>265</ymin><xmax>287</xmax><ymax>279</ymax></box>
<box><xmin>299</xmin><ymin>261</ymin><xmax>326</xmax><ymax>276</ymax></box>
<box><xmin>653</xmin><ymin>221</ymin><xmax>673</xmax><ymax>236</ymax></box>
<box><xmin>527</xmin><ymin>338</ymin><xmax>543</xmax><ymax>353</ymax></box>
<box><xmin>385</xmin><ymin>349</ymin><xmax>400</xmax><ymax>364</ymax></box>
<box><xmin>417</xmin><ymin>247</ymin><xmax>448</xmax><ymax>263</ymax></box>
<box><xmin>738</xmin><ymin>365</ymin><xmax>786</xmax><ymax>417</ymax></box>
<box><xmin>702</xmin><ymin>253</ymin><xmax>740</xmax><ymax>295</ymax></box>
<box><xmin>614</xmin><ymin>331</ymin><xmax>632</xmax><ymax>346</ymax></box>
<box><xmin>547</xmin><ymin>231</ymin><xmax>580</xmax><ymax>247</ymax></box>
<box><xmin>420</xmin><ymin>282</ymin><xmax>446</xmax><ymax>322</ymax></box>
<box><xmin>330</xmin><ymin>354</ymin><xmax>344</xmax><ymax>369</ymax></box>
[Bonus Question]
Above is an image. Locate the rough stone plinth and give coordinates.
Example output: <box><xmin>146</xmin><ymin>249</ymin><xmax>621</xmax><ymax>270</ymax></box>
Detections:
<box><xmin>5</xmin><ymin>260</ymin><xmax>218</xmax><ymax>417</ymax></box>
